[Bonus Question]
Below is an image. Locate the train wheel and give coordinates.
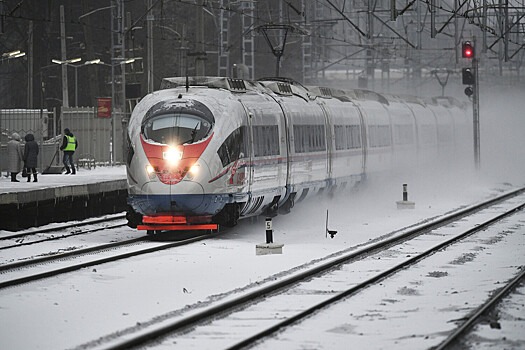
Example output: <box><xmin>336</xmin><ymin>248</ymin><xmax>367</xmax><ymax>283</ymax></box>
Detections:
<box><xmin>125</xmin><ymin>206</ymin><xmax>142</xmax><ymax>228</ymax></box>
<box><xmin>146</xmin><ymin>230</ymin><xmax>155</xmax><ymax>236</ymax></box>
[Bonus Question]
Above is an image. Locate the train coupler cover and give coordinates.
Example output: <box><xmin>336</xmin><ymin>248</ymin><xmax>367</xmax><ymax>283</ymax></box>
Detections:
<box><xmin>137</xmin><ymin>215</ymin><xmax>218</xmax><ymax>231</ymax></box>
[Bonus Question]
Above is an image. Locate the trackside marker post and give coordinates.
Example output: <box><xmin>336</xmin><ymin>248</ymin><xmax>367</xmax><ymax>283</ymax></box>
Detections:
<box><xmin>326</xmin><ymin>210</ymin><xmax>337</xmax><ymax>238</ymax></box>
<box><xmin>396</xmin><ymin>183</ymin><xmax>415</xmax><ymax>209</ymax></box>
<box><xmin>256</xmin><ymin>217</ymin><xmax>284</xmax><ymax>255</ymax></box>
<box><xmin>265</xmin><ymin>217</ymin><xmax>273</xmax><ymax>243</ymax></box>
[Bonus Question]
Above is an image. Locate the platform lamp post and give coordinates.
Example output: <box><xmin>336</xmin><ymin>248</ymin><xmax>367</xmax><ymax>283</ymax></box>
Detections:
<box><xmin>66</xmin><ymin>59</ymin><xmax>104</xmax><ymax>107</ymax></box>
<box><xmin>112</xmin><ymin>57</ymin><xmax>135</xmax><ymax>165</ymax></box>
<box><xmin>51</xmin><ymin>57</ymin><xmax>81</xmax><ymax>108</ymax></box>
<box><xmin>33</xmin><ymin>63</ymin><xmax>63</xmax><ymax>171</ymax></box>
<box><xmin>36</xmin><ymin>63</ymin><xmax>63</xmax><ymax>137</ymax></box>
<box><xmin>0</xmin><ymin>50</ymin><xmax>26</xmax><ymax>62</ymax></box>
<box><xmin>82</xmin><ymin>58</ymin><xmax>136</xmax><ymax>165</ymax></box>
<box><xmin>0</xmin><ymin>50</ymin><xmax>26</xmax><ymax>177</ymax></box>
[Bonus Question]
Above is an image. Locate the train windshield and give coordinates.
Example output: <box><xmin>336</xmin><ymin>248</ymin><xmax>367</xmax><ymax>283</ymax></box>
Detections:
<box><xmin>142</xmin><ymin>113</ymin><xmax>212</xmax><ymax>146</ymax></box>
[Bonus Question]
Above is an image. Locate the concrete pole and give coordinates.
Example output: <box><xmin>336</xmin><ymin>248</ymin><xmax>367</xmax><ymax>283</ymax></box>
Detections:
<box><xmin>118</xmin><ymin>1</ymin><xmax>126</xmax><ymax>165</ymax></box>
<box><xmin>147</xmin><ymin>0</ymin><xmax>154</xmax><ymax>93</ymax></box>
<box><xmin>27</xmin><ymin>20</ymin><xmax>33</xmax><ymax>108</ymax></box>
<box><xmin>473</xmin><ymin>56</ymin><xmax>480</xmax><ymax>170</ymax></box>
<box><xmin>110</xmin><ymin>1</ymin><xmax>116</xmax><ymax>165</ymax></box>
<box><xmin>74</xmin><ymin>66</ymin><xmax>78</xmax><ymax>107</ymax></box>
<box><xmin>195</xmin><ymin>0</ymin><xmax>205</xmax><ymax>76</ymax></box>
<box><xmin>60</xmin><ymin>5</ymin><xmax>69</xmax><ymax>107</ymax></box>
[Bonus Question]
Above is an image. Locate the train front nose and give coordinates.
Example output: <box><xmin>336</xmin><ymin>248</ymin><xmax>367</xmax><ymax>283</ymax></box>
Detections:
<box><xmin>139</xmin><ymin>150</ymin><xmax>213</xmax><ymax>214</ymax></box>
<box><xmin>167</xmin><ymin>179</ymin><xmax>206</xmax><ymax>213</ymax></box>
<box><xmin>129</xmin><ymin>98</ymin><xmax>219</xmax><ymax>226</ymax></box>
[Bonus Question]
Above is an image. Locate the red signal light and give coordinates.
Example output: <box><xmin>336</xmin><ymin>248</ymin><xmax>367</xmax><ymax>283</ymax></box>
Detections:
<box><xmin>462</xmin><ymin>41</ymin><xmax>474</xmax><ymax>59</ymax></box>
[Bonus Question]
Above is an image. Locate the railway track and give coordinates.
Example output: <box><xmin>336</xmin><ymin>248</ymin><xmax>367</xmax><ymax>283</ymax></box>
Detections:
<box><xmin>0</xmin><ymin>229</ymin><xmax>218</xmax><ymax>290</ymax></box>
<box><xmin>434</xmin><ymin>268</ymin><xmax>525</xmax><ymax>350</ymax></box>
<box><xmin>0</xmin><ymin>213</ymin><xmax>128</xmax><ymax>250</ymax></box>
<box><xmin>75</xmin><ymin>187</ymin><xmax>525</xmax><ymax>350</ymax></box>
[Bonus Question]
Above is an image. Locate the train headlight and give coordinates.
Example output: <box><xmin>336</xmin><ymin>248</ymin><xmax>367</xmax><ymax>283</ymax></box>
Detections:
<box><xmin>146</xmin><ymin>164</ymin><xmax>156</xmax><ymax>179</ymax></box>
<box><xmin>163</xmin><ymin>147</ymin><xmax>183</xmax><ymax>164</ymax></box>
<box><xmin>187</xmin><ymin>163</ymin><xmax>201</xmax><ymax>180</ymax></box>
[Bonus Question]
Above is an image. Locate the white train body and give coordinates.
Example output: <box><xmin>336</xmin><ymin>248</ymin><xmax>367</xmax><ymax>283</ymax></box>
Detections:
<box><xmin>126</xmin><ymin>77</ymin><xmax>471</xmax><ymax>229</ymax></box>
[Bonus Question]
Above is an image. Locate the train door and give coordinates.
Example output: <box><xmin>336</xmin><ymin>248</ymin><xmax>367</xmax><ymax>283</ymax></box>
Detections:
<box><xmin>237</xmin><ymin>100</ymin><xmax>254</xmax><ymax>195</ymax></box>
<box><xmin>273</xmin><ymin>99</ymin><xmax>291</xmax><ymax>190</ymax></box>
<box><xmin>318</xmin><ymin>102</ymin><xmax>333</xmax><ymax>181</ymax></box>
<box><xmin>354</xmin><ymin>103</ymin><xmax>368</xmax><ymax>175</ymax></box>
<box><xmin>238</xmin><ymin>95</ymin><xmax>290</xmax><ymax>217</ymax></box>
<box><xmin>270</xmin><ymin>98</ymin><xmax>293</xmax><ymax>214</ymax></box>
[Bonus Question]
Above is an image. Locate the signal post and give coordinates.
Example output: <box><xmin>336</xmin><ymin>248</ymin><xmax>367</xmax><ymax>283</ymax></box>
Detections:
<box><xmin>462</xmin><ymin>39</ymin><xmax>480</xmax><ymax>170</ymax></box>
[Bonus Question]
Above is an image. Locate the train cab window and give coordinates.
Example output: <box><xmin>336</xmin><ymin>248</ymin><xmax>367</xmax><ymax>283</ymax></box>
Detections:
<box><xmin>218</xmin><ymin>126</ymin><xmax>247</xmax><ymax>167</ymax></box>
<box><xmin>142</xmin><ymin>113</ymin><xmax>212</xmax><ymax>146</ymax></box>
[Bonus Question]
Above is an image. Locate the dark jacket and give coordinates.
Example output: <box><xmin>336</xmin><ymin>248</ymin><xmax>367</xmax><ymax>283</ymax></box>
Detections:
<box><xmin>60</xmin><ymin>130</ymin><xmax>78</xmax><ymax>151</ymax></box>
<box><xmin>23</xmin><ymin>133</ymin><xmax>39</xmax><ymax>168</ymax></box>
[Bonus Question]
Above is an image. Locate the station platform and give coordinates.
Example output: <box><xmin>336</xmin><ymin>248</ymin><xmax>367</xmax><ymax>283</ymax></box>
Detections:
<box><xmin>0</xmin><ymin>166</ymin><xmax>128</xmax><ymax>232</ymax></box>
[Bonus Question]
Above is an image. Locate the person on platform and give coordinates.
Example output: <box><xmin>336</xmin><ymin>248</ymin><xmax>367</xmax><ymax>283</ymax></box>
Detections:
<box><xmin>60</xmin><ymin>128</ymin><xmax>78</xmax><ymax>175</ymax></box>
<box><xmin>7</xmin><ymin>132</ymin><xmax>24</xmax><ymax>182</ymax></box>
<box><xmin>23</xmin><ymin>133</ymin><xmax>39</xmax><ymax>182</ymax></box>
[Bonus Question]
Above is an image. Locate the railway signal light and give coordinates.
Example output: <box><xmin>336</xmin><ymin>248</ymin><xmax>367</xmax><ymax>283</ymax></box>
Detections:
<box><xmin>462</xmin><ymin>41</ymin><xmax>475</xmax><ymax>58</ymax></box>
<box><xmin>462</xmin><ymin>68</ymin><xmax>475</xmax><ymax>85</ymax></box>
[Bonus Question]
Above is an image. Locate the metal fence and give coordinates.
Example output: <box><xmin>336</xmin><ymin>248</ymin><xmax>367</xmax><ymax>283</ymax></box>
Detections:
<box><xmin>61</xmin><ymin>107</ymin><xmax>124</xmax><ymax>166</ymax></box>
<box><xmin>0</xmin><ymin>109</ymin><xmax>51</xmax><ymax>142</ymax></box>
<box><xmin>0</xmin><ymin>109</ymin><xmax>57</xmax><ymax>176</ymax></box>
<box><xmin>0</xmin><ymin>107</ymin><xmax>126</xmax><ymax>176</ymax></box>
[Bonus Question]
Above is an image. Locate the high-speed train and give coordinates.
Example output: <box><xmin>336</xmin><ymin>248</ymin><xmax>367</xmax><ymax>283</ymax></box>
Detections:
<box><xmin>125</xmin><ymin>76</ymin><xmax>471</xmax><ymax>233</ymax></box>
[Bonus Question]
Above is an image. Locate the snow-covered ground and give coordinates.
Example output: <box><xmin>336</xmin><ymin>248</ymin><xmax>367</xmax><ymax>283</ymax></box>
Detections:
<box><xmin>0</xmin><ymin>164</ymin><xmax>523</xmax><ymax>350</ymax></box>
<box><xmin>0</xmin><ymin>165</ymin><xmax>127</xmax><ymax>193</ymax></box>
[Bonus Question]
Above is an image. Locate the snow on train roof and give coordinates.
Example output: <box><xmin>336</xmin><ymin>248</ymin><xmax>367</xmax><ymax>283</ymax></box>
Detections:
<box><xmin>159</xmin><ymin>76</ymin><xmax>465</xmax><ymax>108</ymax></box>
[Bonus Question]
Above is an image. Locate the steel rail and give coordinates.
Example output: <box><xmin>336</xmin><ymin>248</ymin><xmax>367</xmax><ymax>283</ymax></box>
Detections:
<box><xmin>98</xmin><ymin>188</ymin><xmax>525</xmax><ymax>350</ymax></box>
<box><xmin>434</xmin><ymin>266</ymin><xmax>525</xmax><ymax>350</ymax></box>
<box><xmin>225</xmin><ymin>202</ymin><xmax>525</xmax><ymax>350</ymax></box>
<box><xmin>0</xmin><ymin>236</ymin><xmax>146</xmax><ymax>272</ymax></box>
<box><xmin>0</xmin><ymin>213</ymin><xmax>127</xmax><ymax>241</ymax></box>
<box><xmin>0</xmin><ymin>232</ymin><xmax>217</xmax><ymax>290</ymax></box>
<box><xmin>0</xmin><ymin>222</ymin><xmax>128</xmax><ymax>251</ymax></box>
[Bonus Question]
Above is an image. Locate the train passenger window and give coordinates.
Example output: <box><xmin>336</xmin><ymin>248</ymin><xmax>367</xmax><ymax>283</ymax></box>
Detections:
<box><xmin>420</xmin><ymin>125</ymin><xmax>436</xmax><ymax>144</ymax></box>
<box><xmin>348</xmin><ymin>125</ymin><xmax>361</xmax><ymax>148</ymax></box>
<box><xmin>394</xmin><ymin>125</ymin><xmax>414</xmax><ymax>145</ymax></box>
<box><xmin>438</xmin><ymin>124</ymin><xmax>453</xmax><ymax>143</ymax></box>
<box><xmin>368</xmin><ymin>125</ymin><xmax>391</xmax><ymax>147</ymax></box>
<box><xmin>335</xmin><ymin>125</ymin><xmax>361</xmax><ymax>150</ymax></box>
<box><xmin>293</xmin><ymin>125</ymin><xmax>326</xmax><ymax>153</ymax></box>
<box><xmin>218</xmin><ymin>126</ymin><xmax>247</xmax><ymax>167</ymax></box>
<box><xmin>253</xmin><ymin>125</ymin><xmax>279</xmax><ymax>157</ymax></box>
<box><xmin>142</xmin><ymin>113</ymin><xmax>212</xmax><ymax>146</ymax></box>
<box><xmin>293</xmin><ymin>126</ymin><xmax>303</xmax><ymax>153</ymax></box>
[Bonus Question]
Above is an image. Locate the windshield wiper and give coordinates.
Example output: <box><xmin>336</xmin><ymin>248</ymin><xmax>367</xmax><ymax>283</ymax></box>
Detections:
<box><xmin>183</xmin><ymin>123</ymin><xmax>199</xmax><ymax>144</ymax></box>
